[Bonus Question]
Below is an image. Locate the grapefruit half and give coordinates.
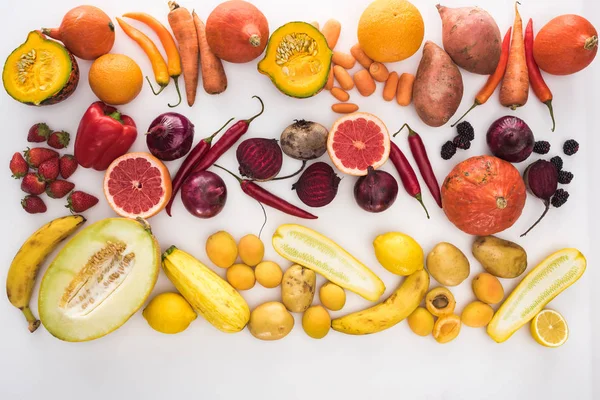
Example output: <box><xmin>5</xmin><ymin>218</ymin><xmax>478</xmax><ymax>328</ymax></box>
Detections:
<box><xmin>327</xmin><ymin>113</ymin><xmax>390</xmax><ymax>176</ymax></box>
<box><xmin>103</xmin><ymin>152</ymin><xmax>172</xmax><ymax>218</ymax></box>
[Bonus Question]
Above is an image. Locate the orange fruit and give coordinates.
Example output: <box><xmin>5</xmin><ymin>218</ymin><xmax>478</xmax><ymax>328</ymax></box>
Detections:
<box><xmin>103</xmin><ymin>152</ymin><xmax>172</xmax><ymax>218</ymax></box>
<box><xmin>358</xmin><ymin>0</ymin><xmax>425</xmax><ymax>62</ymax></box>
<box><xmin>89</xmin><ymin>54</ymin><xmax>143</xmax><ymax>105</ymax></box>
<box><xmin>327</xmin><ymin>112</ymin><xmax>390</xmax><ymax>176</ymax></box>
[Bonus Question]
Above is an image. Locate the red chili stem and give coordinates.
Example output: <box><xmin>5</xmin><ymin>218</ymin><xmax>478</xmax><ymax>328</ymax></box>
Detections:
<box><xmin>165</xmin><ymin>117</ymin><xmax>234</xmax><ymax>216</ymax></box>
<box><xmin>524</xmin><ymin>18</ymin><xmax>556</xmax><ymax>132</ymax></box>
<box><xmin>214</xmin><ymin>164</ymin><xmax>317</xmax><ymax>220</ymax></box>
<box><xmin>193</xmin><ymin>96</ymin><xmax>265</xmax><ymax>173</ymax></box>
<box><xmin>395</xmin><ymin>124</ymin><xmax>442</xmax><ymax>208</ymax></box>
<box><xmin>389</xmin><ymin>142</ymin><xmax>430</xmax><ymax>219</ymax></box>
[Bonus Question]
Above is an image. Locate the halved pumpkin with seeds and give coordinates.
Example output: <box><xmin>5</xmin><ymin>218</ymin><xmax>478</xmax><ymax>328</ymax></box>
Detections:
<box><xmin>258</xmin><ymin>22</ymin><xmax>332</xmax><ymax>98</ymax></box>
<box><xmin>2</xmin><ymin>31</ymin><xmax>79</xmax><ymax>106</ymax></box>
<box><xmin>38</xmin><ymin>218</ymin><xmax>160</xmax><ymax>342</ymax></box>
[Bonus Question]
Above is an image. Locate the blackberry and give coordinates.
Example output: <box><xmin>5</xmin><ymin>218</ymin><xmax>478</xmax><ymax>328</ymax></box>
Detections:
<box><xmin>563</xmin><ymin>139</ymin><xmax>579</xmax><ymax>156</ymax></box>
<box><xmin>453</xmin><ymin>135</ymin><xmax>471</xmax><ymax>150</ymax></box>
<box><xmin>551</xmin><ymin>189</ymin><xmax>569</xmax><ymax>208</ymax></box>
<box><xmin>550</xmin><ymin>156</ymin><xmax>563</xmax><ymax>171</ymax></box>
<box><xmin>557</xmin><ymin>170</ymin><xmax>574</xmax><ymax>184</ymax></box>
<box><xmin>456</xmin><ymin>121</ymin><xmax>475</xmax><ymax>141</ymax></box>
<box><xmin>533</xmin><ymin>141</ymin><xmax>551</xmax><ymax>154</ymax></box>
<box><xmin>441</xmin><ymin>141</ymin><xmax>457</xmax><ymax>160</ymax></box>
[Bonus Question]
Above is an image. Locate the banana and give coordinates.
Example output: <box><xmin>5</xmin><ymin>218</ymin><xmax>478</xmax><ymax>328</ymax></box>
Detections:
<box><xmin>7</xmin><ymin>215</ymin><xmax>86</xmax><ymax>332</ymax></box>
<box><xmin>332</xmin><ymin>269</ymin><xmax>429</xmax><ymax>335</ymax></box>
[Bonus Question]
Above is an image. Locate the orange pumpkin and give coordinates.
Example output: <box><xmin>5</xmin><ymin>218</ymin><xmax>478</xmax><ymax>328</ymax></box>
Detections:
<box><xmin>533</xmin><ymin>14</ymin><xmax>598</xmax><ymax>75</ymax></box>
<box><xmin>441</xmin><ymin>156</ymin><xmax>526</xmax><ymax>236</ymax></box>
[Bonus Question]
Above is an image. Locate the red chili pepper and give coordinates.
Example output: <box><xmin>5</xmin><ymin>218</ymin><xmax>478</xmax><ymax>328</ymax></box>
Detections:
<box><xmin>193</xmin><ymin>96</ymin><xmax>264</xmax><ymax>173</ymax></box>
<box><xmin>389</xmin><ymin>142</ymin><xmax>430</xmax><ymax>218</ymax></box>
<box><xmin>525</xmin><ymin>18</ymin><xmax>556</xmax><ymax>132</ymax></box>
<box><xmin>165</xmin><ymin>117</ymin><xmax>234</xmax><ymax>216</ymax></box>
<box><xmin>396</xmin><ymin>124</ymin><xmax>442</xmax><ymax>208</ymax></box>
<box><xmin>74</xmin><ymin>101</ymin><xmax>137</xmax><ymax>171</ymax></box>
<box><xmin>215</xmin><ymin>165</ymin><xmax>317</xmax><ymax>220</ymax></box>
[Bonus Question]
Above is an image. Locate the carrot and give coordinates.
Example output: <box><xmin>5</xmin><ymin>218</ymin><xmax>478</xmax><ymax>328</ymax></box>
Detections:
<box><xmin>451</xmin><ymin>27</ymin><xmax>512</xmax><ymax>126</ymax></box>
<box><xmin>383</xmin><ymin>72</ymin><xmax>399</xmax><ymax>101</ymax></box>
<box><xmin>333</xmin><ymin>65</ymin><xmax>354</xmax><ymax>90</ymax></box>
<box><xmin>396</xmin><ymin>73</ymin><xmax>415</xmax><ymax>106</ymax></box>
<box><xmin>122</xmin><ymin>12</ymin><xmax>183</xmax><ymax>107</ymax></box>
<box><xmin>167</xmin><ymin>1</ymin><xmax>199</xmax><ymax>107</ymax></box>
<box><xmin>351</xmin><ymin>44</ymin><xmax>373</xmax><ymax>69</ymax></box>
<box><xmin>322</xmin><ymin>19</ymin><xmax>341</xmax><ymax>50</ymax></box>
<box><xmin>332</xmin><ymin>103</ymin><xmax>359</xmax><ymax>114</ymax></box>
<box><xmin>354</xmin><ymin>70</ymin><xmax>376</xmax><ymax>96</ymax></box>
<box><xmin>310</xmin><ymin>21</ymin><xmax>320</xmax><ymax>30</ymax></box>
<box><xmin>332</xmin><ymin>52</ymin><xmax>356</xmax><ymax>69</ymax></box>
<box><xmin>500</xmin><ymin>2</ymin><xmax>529</xmax><ymax>110</ymax></box>
<box><xmin>525</xmin><ymin>18</ymin><xmax>555</xmax><ymax>131</ymax></box>
<box><xmin>192</xmin><ymin>11</ymin><xmax>227</xmax><ymax>95</ymax></box>
<box><xmin>331</xmin><ymin>87</ymin><xmax>350</xmax><ymax>102</ymax></box>
<box><xmin>116</xmin><ymin>18</ymin><xmax>170</xmax><ymax>95</ymax></box>
<box><xmin>325</xmin><ymin>66</ymin><xmax>334</xmax><ymax>90</ymax></box>
<box><xmin>369</xmin><ymin>62</ymin><xmax>389</xmax><ymax>82</ymax></box>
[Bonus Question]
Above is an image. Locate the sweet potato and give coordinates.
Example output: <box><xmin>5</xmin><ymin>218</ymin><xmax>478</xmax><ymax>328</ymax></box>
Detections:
<box><xmin>413</xmin><ymin>41</ymin><xmax>464</xmax><ymax>127</ymax></box>
<box><xmin>437</xmin><ymin>5</ymin><xmax>501</xmax><ymax>75</ymax></box>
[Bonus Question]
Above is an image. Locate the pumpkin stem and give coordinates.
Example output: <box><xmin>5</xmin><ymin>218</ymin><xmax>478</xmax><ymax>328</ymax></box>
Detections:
<box><xmin>168</xmin><ymin>1</ymin><xmax>180</xmax><ymax>11</ymax></box>
<box><xmin>496</xmin><ymin>197</ymin><xmax>507</xmax><ymax>209</ymax></box>
<box><xmin>521</xmin><ymin>201</ymin><xmax>550</xmax><ymax>237</ymax></box>
<box><xmin>146</xmin><ymin>76</ymin><xmax>166</xmax><ymax>95</ymax></box>
<box><xmin>249</xmin><ymin>34</ymin><xmax>261</xmax><ymax>48</ymax></box>
<box><xmin>584</xmin><ymin>35</ymin><xmax>598</xmax><ymax>51</ymax></box>
<box><xmin>108</xmin><ymin>21</ymin><xmax>115</xmax><ymax>32</ymax></box>
<box><xmin>168</xmin><ymin>77</ymin><xmax>182</xmax><ymax>108</ymax></box>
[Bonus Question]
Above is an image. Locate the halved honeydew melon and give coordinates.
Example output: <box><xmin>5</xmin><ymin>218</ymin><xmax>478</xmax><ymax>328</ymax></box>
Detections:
<box><xmin>38</xmin><ymin>218</ymin><xmax>160</xmax><ymax>342</ymax></box>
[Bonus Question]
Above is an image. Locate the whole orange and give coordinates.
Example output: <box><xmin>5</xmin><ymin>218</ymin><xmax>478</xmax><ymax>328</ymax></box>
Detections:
<box><xmin>89</xmin><ymin>54</ymin><xmax>143</xmax><ymax>105</ymax></box>
<box><xmin>358</xmin><ymin>0</ymin><xmax>425</xmax><ymax>63</ymax></box>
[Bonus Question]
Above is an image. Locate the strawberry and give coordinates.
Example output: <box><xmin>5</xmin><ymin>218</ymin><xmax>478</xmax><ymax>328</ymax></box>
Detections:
<box><xmin>38</xmin><ymin>157</ymin><xmax>59</xmax><ymax>181</ymax></box>
<box><xmin>21</xmin><ymin>173</ymin><xmax>46</xmax><ymax>195</ymax></box>
<box><xmin>24</xmin><ymin>147</ymin><xmax>59</xmax><ymax>168</ymax></box>
<box><xmin>47</xmin><ymin>130</ymin><xmax>70</xmax><ymax>149</ymax></box>
<box><xmin>66</xmin><ymin>191</ymin><xmax>98</xmax><ymax>213</ymax></box>
<box><xmin>21</xmin><ymin>195</ymin><xmax>47</xmax><ymax>214</ymax></box>
<box><xmin>10</xmin><ymin>152</ymin><xmax>28</xmax><ymax>179</ymax></box>
<box><xmin>59</xmin><ymin>154</ymin><xmax>78</xmax><ymax>179</ymax></box>
<box><xmin>46</xmin><ymin>180</ymin><xmax>75</xmax><ymax>199</ymax></box>
<box><xmin>27</xmin><ymin>123</ymin><xmax>51</xmax><ymax>143</ymax></box>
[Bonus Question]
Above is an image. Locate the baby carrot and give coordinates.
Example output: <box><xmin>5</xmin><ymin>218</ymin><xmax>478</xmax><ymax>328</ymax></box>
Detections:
<box><xmin>122</xmin><ymin>12</ymin><xmax>183</xmax><ymax>107</ymax></box>
<box><xmin>325</xmin><ymin>66</ymin><xmax>334</xmax><ymax>90</ymax></box>
<box><xmin>168</xmin><ymin>2</ymin><xmax>199</xmax><ymax>107</ymax></box>
<box><xmin>332</xmin><ymin>52</ymin><xmax>356</xmax><ymax>69</ymax></box>
<box><xmin>396</xmin><ymin>73</ymin><xmax>415</xmax><ymax>106</ymax></box>
<box><xmin>351</xmin><ymin>44</ymin><xmax>373</xmax><ymax>69</ymax></box>
<box><xmin>332</xmin><ymin>103</ymin><xmax>359</xmax><ymax>114</ymax></box>
<box><xmin>500</xmin><ymin>2</ymin><xmax>529</xmax><ymax>110</ymax></box>
<box><xmin>383</xmin><ymin>72</ymin><xmax>399</xmax><ymax>101</ymax></box>
<box><xmin>369</xmin><ymin>62</ymin><xmax>389</xmax><ymax>82</ymax></box>
<box><xmin>333</xmin><ymin>66</ymin><xmax>354</xmax><ymax>90</ymax></box>
<box><xmin>116</xmin><ymin>18</ymin><xmax>170</xmax><ymax>95</ymax></box>
<box><xmin>193</xmin><ymin>11</ymin><xmax>227</xmax><ymax>95</ymax></box>
<box><xmin>322</xmin><ymin>19</ymin><xmax>341</xmax><ymax>50</ymax></box>
<box><xmin>331</xmin><ymin>87</ymin><xmax>350</xmax><ymax>102</ymax></box>
<box><xmin>354</xmin><ymin>70</ymin><xmax>376</xmax><ymax>96</ymax></box>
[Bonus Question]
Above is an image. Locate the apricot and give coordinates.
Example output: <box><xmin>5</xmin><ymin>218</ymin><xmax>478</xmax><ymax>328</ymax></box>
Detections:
<box><xmin>461</xmin><ymin>301</ymin><xmax>494</xmax><ymax>328</ymax></box>
<box><xmin>319</xmin><ymin>282</ymin><xmax>346</xmax><ymax>311</ymax></box>
<box><xmin>302</xmin><ymin>305</ymin><xmax>331</xmax><ymax>339</ymax></box>
<box><xmin>433</xmin><ymin>314</ymin><xmax>461</xmax><ymax>344</ymax></box>
<box><xmin>472</xmin><ymin>273</ymin><xmax>505</xmax><ymax>305</ymax></box>
<box><xmin>206</xmin><ymin>231</ymin><xmax>237</xmax><ymax>268</ymax></box>
<box><xmin>238</xmin><ymin>234</ymin><xmax>264</xmax><ymax>266</ymax></box>
<box><xmin>407</xmin><ymin>307</ymin><xmax>434</xmax><ymax>336</ymax></box>
<box><xmin>226</xmin><ymin>264</ymin><xmax>255</xmax><ymax>290</ymax></box>
<box><xmin>425</xmin><ymin>287</ymin><xmax>456</xmax><ymax>317</ymax></box>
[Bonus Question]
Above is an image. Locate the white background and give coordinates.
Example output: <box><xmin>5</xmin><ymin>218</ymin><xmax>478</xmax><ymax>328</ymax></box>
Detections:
<box><xmin>0</xmin><ymin>0</ymin><xmax>597</xmax><ymax>399</ymax></box>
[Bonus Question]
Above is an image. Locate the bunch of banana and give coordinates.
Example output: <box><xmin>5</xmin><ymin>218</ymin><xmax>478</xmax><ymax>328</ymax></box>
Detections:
<box><xmin>332</xmin><ymin>269</ymin><xmax>430</xmax><ymax>335</ymax></box>
<box><xmin>6</xmin><ymin>215</ymin><xmax>86</xmax><ymax>332</ymax></box>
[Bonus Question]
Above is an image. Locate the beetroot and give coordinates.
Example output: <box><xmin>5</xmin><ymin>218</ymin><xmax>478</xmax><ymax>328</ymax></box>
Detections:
<box><xmin>236</xmin><ymin>138</ymin><xmax>282</xmax><ymax>180</ymax></box>
<box><xmin>181</xmin><ymin>171</ymin><xmax>227</xmax><ymax>218</ymax></box>
<box><xmin>354</xmin><ymin>167</ymin><xmax>398</xmax><ymax>213</ymax></box>
<box><xmin>520</xmin><ymin>160</ymin><xmax>558</xmax><ymax>236</ymax></box>
<box><xmin>487</xmin><ymin>116</ymin><xmax>534</xmax><ymax>163</ymax></box>
<box><xmin>292</xmin><ymin>162</ymin><xmax>340</xmax><ymax>207</ymax></box>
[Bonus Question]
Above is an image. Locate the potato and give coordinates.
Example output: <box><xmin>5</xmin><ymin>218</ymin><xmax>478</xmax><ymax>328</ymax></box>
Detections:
<box><xmin>472</xmin><ymin>235</ymin><xmax>527</xmax><ymax>278</ymax></box>
<box><xmin>281</xmin><ymin>264</ymin><xmax>316</xmax><ymax>312</ymax></box>
<box><xmin>280</xmin><ymin>120</ymin><xmax>328</xmax><ymax>160</ymax></box>
<box><xmin>426</xmin><ymin>242</ymin><xmax>470</xmax><ymax>286</ymax></box>
<box><xmin>248</xmin><ymin>302</ymin><xmax>294</xmax><ymax>341</ymax></box>
<box><xmin>413</xmin><ymin>41</ymin><xmax>463</xmax><ymax>127</ymax></box>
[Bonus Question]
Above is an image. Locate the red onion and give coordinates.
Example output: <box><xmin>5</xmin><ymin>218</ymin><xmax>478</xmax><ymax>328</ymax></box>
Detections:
<box><xmin>292</xmin><ymin>162</ymin><xmax>340</xmax><ymax>207</ymax></box>
<box><xmin>520</xmin><ymin>160</ymin><xmax>558</xmax><ymax>236</ymax></box>
<box><xmin>487</xmin><ymin>116</ymin><xmax>534</xmax><ymax>163</ymax></box>
<box><xmin>236</xmin><ymin>138</ymin><xmax>283</xmax><ymax>180</ymax></box>
<box><xmin>181</xmin><ymin>171</ymin><xmax>227</xmax><ymax>218</ymax></box>
<box><xmin>146</xmin><ymin>112</ymin><xmax>194</xmax><ymax>161</ymax></box>
<box><xmin>354</xmin><ymin>167</ymin><xmax>398</xmax><ymax>213</ymax></box>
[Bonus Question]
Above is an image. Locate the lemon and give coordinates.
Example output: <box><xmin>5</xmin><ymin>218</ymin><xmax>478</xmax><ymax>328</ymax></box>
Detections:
<box><xmin>373</xmin><ymin>232</ymin><xmax>424</xmax><ymax>276</ymax></box>
<box><xmin>143</xmin><ymin>292</ymin><xmax>197</xmax><ymax>334</ymax></box>
<box><xmin>531</xmin><ymin>309</ymin><xmax>569</xmax><ymax>348</ymax></box>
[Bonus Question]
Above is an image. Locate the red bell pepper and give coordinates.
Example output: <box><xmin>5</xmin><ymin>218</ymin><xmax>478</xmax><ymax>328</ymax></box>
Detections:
<box><xmin>74</xmin><ymin>102</ymin><xmax>137</xmax><ymax>171</ymax></box>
